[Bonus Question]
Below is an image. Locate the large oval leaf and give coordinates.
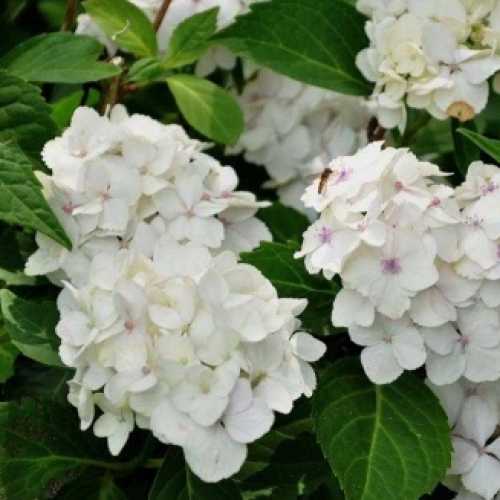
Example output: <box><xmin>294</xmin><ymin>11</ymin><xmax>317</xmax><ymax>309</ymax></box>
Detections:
<box><xmin>167</xmin><ymin>74</ymin><xmax>244</xmax><ymax>145</ymax></box>
<box><xmin>84</xmin><ymin>0</ymin><xmax>157</xmax><ymax>58</ymax></box>
<box><xmin>0</xmin><ymin>33</ymin><xmax>120</xmax><ymax>83</ymax></box>
<box><xmin>214</xmin><ymin>0</ymin><xmax>372</xmax><ymax>96</ymax></box>
<box><xmin>0</xmin><ymin>398</ymin><xmax>116</xmax><ymax>500</ymax></box>
<box><xmin>0</xmin><ymin>71</ymin><xmax>57</xmax><ymax>158</ymax></box>
<box><xmin>0</xmin><ymin>142</ymin><xmax>71</xmax><ymax>249</ymax></box>
<box><xmin>312</xmin><ymin>358</ymin><xmax>451</xmax><ymax>500</ymax></box>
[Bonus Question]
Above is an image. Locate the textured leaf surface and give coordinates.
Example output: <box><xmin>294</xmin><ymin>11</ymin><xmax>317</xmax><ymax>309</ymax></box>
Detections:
<box><xmin>58</xmin><ymin>474</ymin><xmax>127</xmax><ymax>500</ymax></box>
<box><xmin>148</xmin><ymin>448</ymin><xmax>242</xmax><ymax>499</ymax></box>
<box><xmin>0</xmin><ymin>142</ymin><xmax>71</xmax><ymax>248</ymax></box>
<box><xmin>163</xmin><ymin>8</ymin><xmax>219</xmax><ymax>68</ymax></box>
<box><xmin>458</xmin><ymin>127</ymin><xmax>500</xmax><ymax>163</ymax></box>
<box><xmin>241</xmin><ymin>242</ymin><xmax>338</xmax><ymax>334</ymax></box>
<box><xmin>312</xmin><ymin>358</ymin><xmax>452</xmax><ymax>500</ymax></box>
<box><xmin>0</xmin><ymin>71</ymin><xmax>57</xmax><ymax>158</ymax></box>
<box><xmin>0</xmin><ymin>398</ymin><xmax>115</xmax><ymax>500</ymax></box>
<box><xmin>0</xmin><ymin>289</ymin><xmax>62</xmax><ymax>367</ymax></box>
<box><xmin>0</xmin><ymin>33</ymin><xmax>120</xmax><ymax>83</ymax></box>
<box><xmin>258</xmin><ymin>203</ymin><xmax>309</xmax><ymax>244</ymax></box>
<box><xmin>246</xmin><ymin>433</ymin><xmax>330</xmax><ymax>496</ymax></box>
<box><xmin>167</xmin><ymin>74</ymin><xmax>244</xmax><ymax>144</ymax></box>
<box><xmin>214</xmin><ymin>0</ymin><xmax>371</xmax><ymax>95</ymax></box>
<box><xmin>3</xmin><ymin>363</ymin><xmax>71</xmax><ymax>405</ymax></box>
<box><xmin>84</xmin><ymin>0</ymin><xmax>157</xmax><ymax>57</ymax></box>
<box><xmin>0</xmin><ymin>329</ymin><xmax>18</xmax><ymax>384</ymax></box>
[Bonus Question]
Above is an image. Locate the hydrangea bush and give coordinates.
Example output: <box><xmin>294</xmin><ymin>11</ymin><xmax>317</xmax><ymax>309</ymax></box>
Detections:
<box><xmin>1</xmin><ymin>1</ymin><xmax>500</xmax><ymax>499</ymax></box>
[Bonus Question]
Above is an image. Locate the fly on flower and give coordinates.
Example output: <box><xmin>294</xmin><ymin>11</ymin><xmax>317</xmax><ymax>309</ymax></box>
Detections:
<box><xmin>318</xmin><ymin>168</ymin><xmax>333</xmax><ymax>194</ymax></box>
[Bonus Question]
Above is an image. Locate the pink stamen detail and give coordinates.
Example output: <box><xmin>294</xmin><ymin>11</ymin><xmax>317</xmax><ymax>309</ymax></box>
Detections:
<box><xmin>318</xmin><ymin>226</ymin><xmax>333</xmax><ymax>244</ymax></box>
<box><xmin>481</xmin><ymin>182</ymin><xmax>498</xmax><ymax>196</ymax></box>
<box><xmin>125</xmin><ymin>320</ymin><xmax>135</xmax><ymax>331</ymax></box>
<box><xmin>459</xmin><ymin>336</ymin><xmax>470</xmax><ymax>347</ymax></box>
<box><xmin>394</xmin><ymin>181</ymin><xmax>404</xmax><ymax>191</ymax></box>
<box><xmin>334</xmin><ymin>167</ymin><xmax>352</xmax><ymax>184</ymax></box>
<box><xmin>201</xmin><ymin>192</ymin><xmax>211</xmax><ymax>201</ymax></box>
<box><xmin>62</xmin><ymin>202</ymin><xmax>75</xmax><ymax>214</ymax></box>
<box><xmin>381</xmin><ymin>258</ymin><xmax>402</xmax><ymax>274</ymax></box>
<box><xmin>430</xmin><ymin>197</ymin><xmax>441</xmax><ymax>207</ymax></box>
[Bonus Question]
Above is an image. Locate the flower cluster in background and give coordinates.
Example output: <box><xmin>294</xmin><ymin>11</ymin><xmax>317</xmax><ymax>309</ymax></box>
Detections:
<box><xmin>78</xmin><ymin>0</ymin><xmax>374</xmax><ymax>218</ymax></box>
<box><xmin>25</xmin><ymin>106</ymin><xmax>325</xmax><ymax>483</ymax></box>
<box><xmin>76</xmin><ymin>0</ymin><xmax>258</xmax><ymax>76</ymax></box>
<box><xmin>297</xmin><ymin>143</ymin><xmax>500</xmax><ymax>499</ymax></box>
<box><xmin>230</xmin><ymin>67</ymin><xmax>372</xmax><ymax>218</ymax></box>
<box><xmin>356</xmin><ymin>0</ymin><xmax>500</xmax><ymax>131</ymax></box>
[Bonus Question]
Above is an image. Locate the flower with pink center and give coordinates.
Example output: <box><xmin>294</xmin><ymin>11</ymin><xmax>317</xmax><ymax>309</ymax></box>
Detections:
<box><xmin>334</xmin><ymin>166</ymin><xmax>353</xmax><ymax>184</ymax></box>
<box><xmin>430</xmin><ymin>197</ymin><xmax>441</xmax><ymax>208</ymax></box>
<box><xmin>481</xmin><ymin>181</ymin><xmax>498</xmax><ymax>196</ymax></box>
<box><xmin>349</xmin><ymin>314</ymin><xmax>426</xmax><ymax>384</ymax></box>
<box><xmin>318</xmin><ymin>226</ymin><xmax>333</xmax><ymax>244</ymax></box>
<box><xmin>424</xmin><ymin>302</ymin><xmax>500</xmax><ymax>385</ymax></box>
<box><xmin>448</xmin><ymin>394</ymin><xmax>500</xmax><ymax>500</ymax></box>
<box><xmin>342</xmin><ymin>229</ymin><xmax>438</xmax><ymax>319</ymax></box>
<box><xmin>381</xmin><ymin>257</ymin><xmax>402</xmax><ymax>275</ymax></box>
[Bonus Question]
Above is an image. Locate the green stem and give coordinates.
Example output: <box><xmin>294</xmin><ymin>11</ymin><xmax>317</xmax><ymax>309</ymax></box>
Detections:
<box><xmin>143</xmin><ymin>458</ymin><xmax>163</xmax><ymax>469</ymax></box>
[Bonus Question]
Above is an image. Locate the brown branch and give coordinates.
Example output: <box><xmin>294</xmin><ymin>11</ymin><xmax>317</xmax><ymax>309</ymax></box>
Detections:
<box><xmin>153</xmin><ymin>0</ymin><xmax>173</xmax><ymax>32</ymax></box>
<box><xmin>62</xmin><ymin>0</ymin><xmax>79</xmax><ymax>31</ymax></box>
<box><xmin>99</xmin><ymin>57</ymin><xmax>125</xmax><ymax>114</ymax></box>
<box><xmin>100</xmin><ymin>74</ymin><xmax>122</xmax><ymax>114</ymax></box>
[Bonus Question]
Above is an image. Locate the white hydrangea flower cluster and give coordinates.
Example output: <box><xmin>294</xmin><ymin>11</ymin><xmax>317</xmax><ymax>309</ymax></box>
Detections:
<box><xmin>76</xmin><ymin>0</ymin><xmax>257</xmax><ymax>76</ymax></box>
<box><xmin>231</xmin><ymin>68</ymin><xmax>372</xmax><ymax>217</ymax></box>
<box><xmin>356</xmin><ymin>0</ymin><xmax>500</xmax><ymax>131</ymax></box>
<box><xmin>24</xmin><ymin>106</ymin><xmax>326</xmax><ymax>482</ymax></box>
<box><xmin>25</xmin><ymin>105</ymin><xmax>271</xmax><ymax>284</ymax></box>
<box><xmin>297</xmin><ymin>142</ymin><xmax>500</xmax><ymax>499</ymax></box>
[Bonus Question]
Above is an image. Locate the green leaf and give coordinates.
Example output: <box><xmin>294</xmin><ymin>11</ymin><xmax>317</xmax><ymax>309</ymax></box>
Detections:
<box><xmin>167</xmin><ymin>74</ymin><xmax>244</xmax><ymax>144</ymax></box>
<box><xmin>214</xmin><ymin>0</ymin><xmax>371</xmax><ymax>96</ymax></box>
<box><xmin>0</xmin><ymin>398</ymin><xmax>118</xmax><ymax>500</ymax></box>
<box><xmin>240</xmin><ymin>242</ymin><xmax>338</xmax><ymax>334</ymax></box>
<box><xmin>163</xmin><ymin>8</ymin><xmax>219</xmax><ymax>69</ymax></box>
<box><xmin>258</xmin><ymin>203</ymin><xmax>309</xmax><ymax>244</ymax></box>
<box><xmin>409</xmin><ymin>119</ymin><xmax>454</xmax><ymax>161</ymax></box>
<box><xmin>458</xmin><ymin>127</ymin><xmax>500</xmax><ymax>164</ymax></box>
<box><xmin>0</xmin><ymin>329</ymin><xmax>18</xmax><ymax>384</ymax></box>
<box><xmin>50</xmin><ymin>88</ymin><xmax>100</xmax><ymax>130</ymax></box>
<box><xmin>0</xmin><ymin>142</ymin><xmax>71</xmax><ymax>248</ymax></box>
<box><xmin>0</xmin><ymin>33</ymin><xmax>121</xmax><ymax>83</ymax></box>
<box><xmin>312</xmin><ymin>358</ymin><xmax>452</xmax><ymax>500</ymax></box>
<box><xmin>452</xmin><ymin>121</ymin><xmax>480</xmax><ymax>176</ymax></box>
<box><xmin>127</xmin><ymin>58</ymin><xmax>172</xmax><ymax>84</ymax></box>
<box><xmin>0</xmin><ymin>225</ymin><xmax>37</xmax><ymax>286</ymax></box>
<box><xmin>58</xmin><ymin>474</ymin><xmax>127</xmax><ymax>500</ymax></box>
<box><xmin>84</xmin><ymin>0</ymin><xmax>157</xmax><ymax>57</ymax></box>
<box><xmin>50</xmin><ymin>90</ymin><xmax>84</xmax><ymax>130</ymax></box>
<box><xmin>149</xmin><ymin>448</ymin><xmax>242</xmax><ymax>500</ymax></box>
<box><xmin>0</xmin><ymin>289</ymin><xmax>63</xmax><ymax>367</ymax></box>
<box><xmin>246</xmin><ymin>434</ymin><xmax>330</xmax><ymax>495</ymax></box>
<box><xmin>3</xmin><ymin>363</ymin><xmax>71</xmax><ymax>405</ymax></box>
<box><xmin>0</xmin><ymin>71</ymin><xmax>57</xmax><ymax>158</ymax></box>
<box><xmin>0</xmin><ymin>225</ymin><xmax>36</xmax><ymax>272</ymax></box>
